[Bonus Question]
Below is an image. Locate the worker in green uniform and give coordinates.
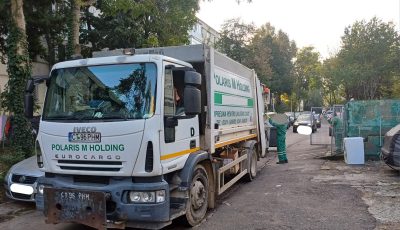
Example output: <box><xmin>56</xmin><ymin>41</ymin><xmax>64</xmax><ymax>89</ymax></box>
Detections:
<box><xmin>269</xmin><ymin>116</ymin><xmax>288</xmax><ymax>164</ymax></box>
<box><xmin>331</xmin><ymin>112</ymin><xmax>344</xmax><ymax>154</ymax></box>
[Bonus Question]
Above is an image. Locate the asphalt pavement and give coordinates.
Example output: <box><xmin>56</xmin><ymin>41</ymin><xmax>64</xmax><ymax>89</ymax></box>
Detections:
<box><xmin>195</xmin><ymin>127</ymin><xmax>376</xmax><ymax>230</ymax></box>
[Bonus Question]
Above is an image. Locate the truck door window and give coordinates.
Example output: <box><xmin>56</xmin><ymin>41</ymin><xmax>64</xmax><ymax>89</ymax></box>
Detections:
<box><xmin>164</xmin><ymin>68</ymin><xmax>175</xmax><ymax>143</ymax></box>
<box><xmin>173</xmin><ymin>76</ymin><xmax>185</xmax><ymax>116</ymax></box>
<box><xmin>164</xmin><ymin>69</ymin><xmax>175</xmax><ymax>116</ymax></box>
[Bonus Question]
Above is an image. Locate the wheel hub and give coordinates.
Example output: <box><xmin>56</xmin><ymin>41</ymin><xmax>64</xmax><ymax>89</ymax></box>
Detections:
<box><xmin>191</xmin><ymin>180</ymin><xmax>206</xmax><ymax>210</ymax></box>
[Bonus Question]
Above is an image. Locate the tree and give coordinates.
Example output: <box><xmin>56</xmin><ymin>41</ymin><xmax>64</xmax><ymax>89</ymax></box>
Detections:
<box><xmin>67</xmin><ymin>0</ymin><xmax>96</xmax><ymax>58</ymax></box>
<box><xmin>0</xmin><ymin>0</ymin><xmax>69</xmax><ymax>66</ymax></box>
<box><xmin>321</xmin><ymin>57</ymin><xmax>345</xmax><ymax>105</ymax></box>
<box><xmin>215</xmin><ymin>18</ymin><xmax>255</xmax><ymax>64</ymax></box>
<box><xmin>294</xmin><ymin>46</ymin><xmax>323</xmax><ymax>109</ymax></box>
<box><xmin>253</xmin><ymin>23</ymin><xmax>296</xmax><ymax>112</ymax></box>
<box><xmin>1</xmin><ymin>0</ymin><xmax>34</xmax><ymax>162</ymax></box>
<box><xmin>337</xmin><ymin>17</ymin><xmax>400</xmax><ymax>100</ymax></box>
<box><xmin>246</xmin><ymin>24</ymin><xmax>272</xmax><ymax>84</ymax></box>
<box><xmin>81</xmin><ymin>0</ymin><xmax>199</xmax><ymax>55</ymax></box>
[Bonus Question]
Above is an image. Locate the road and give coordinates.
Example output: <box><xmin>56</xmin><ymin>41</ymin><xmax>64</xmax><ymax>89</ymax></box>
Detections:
<box><xmin>196</xmin><ymin>124</ymin><xmax>376</xmax><ymax>230</ymax></box>
<box><xmin>1</xmin><ymin>122</ymin><xmax>399</xmax><ymax>229</ymax></box>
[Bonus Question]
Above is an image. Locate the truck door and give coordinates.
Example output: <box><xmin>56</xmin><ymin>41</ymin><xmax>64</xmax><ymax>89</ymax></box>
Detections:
<box><xmin>160</xmin><ymin>63</ymin><xmax>200</xmax><ymax>172</ymax></box>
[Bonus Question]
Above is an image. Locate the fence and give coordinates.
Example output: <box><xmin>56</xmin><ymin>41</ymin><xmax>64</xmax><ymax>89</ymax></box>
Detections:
<box><xmin>344</xmin><ymin>100</ymin><xmax>400</xmax><ymax>159</ymax></box>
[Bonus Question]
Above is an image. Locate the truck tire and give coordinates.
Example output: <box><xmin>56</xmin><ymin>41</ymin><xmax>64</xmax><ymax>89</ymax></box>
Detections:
<box><xmin>185</xmin><ymin>164</ymin><xmax>209</xmax><ymax>227</ymax></box>
<box><xmin>244</xmin><ymin>147</ymin><xmax>257</xmax><ymax>182</ymax></box>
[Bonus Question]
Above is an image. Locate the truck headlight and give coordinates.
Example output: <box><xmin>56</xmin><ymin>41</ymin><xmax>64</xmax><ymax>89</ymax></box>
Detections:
<box><xmin>38</xmin><ymin>184</ymin><xmax>45</xmax><ymax>195</ymax></box>
<box><xmin>128</xmin><ymin>190</ymin><xmax>165</xmax><ymax>203</ymax></box>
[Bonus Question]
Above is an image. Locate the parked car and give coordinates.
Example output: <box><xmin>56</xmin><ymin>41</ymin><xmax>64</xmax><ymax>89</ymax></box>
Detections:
<box><xmin>4</xmin><ymin>156</ymin><xmax>43</xmax><ymax>202</ymax></box>
<box><xmin>293</xmin><ymin>114</ymin><xmax>317</xmax><ymax>133</ymax></box>
<box><xmin>285</xmin><ymin>112</ymin><xmax>295</xmax><ymax>127</ymax></box>
<box><xmin>381</xmin><ymin>124</ymin><xmax>400</xmax><ymax>170</ymax></box>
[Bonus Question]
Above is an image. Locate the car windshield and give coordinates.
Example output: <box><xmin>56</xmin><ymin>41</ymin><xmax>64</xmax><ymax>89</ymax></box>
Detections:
<box><xmin>42</xmin><ymin>63</ymin><xmax>157</xmax><ymax>121</ymax></box>
<box><xmin>297</xmin><ymin>114</ymin><xmax>311</xmax><ymax>121</ymax></box>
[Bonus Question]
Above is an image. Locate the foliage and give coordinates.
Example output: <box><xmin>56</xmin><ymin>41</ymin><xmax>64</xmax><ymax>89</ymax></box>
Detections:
<box><xmin>0</xmin><ymin>0</ymin><xmax>69</xmax><ymax>65</ymax></box>
<box><xmin>336</xmin><ymin>17</ymin><xmax>400</xmax><ymax>100</ymax></box>
<box><xmin>321</xmin><ymin>57</ymin><xmax>345</xmax><ymax>105</ymax></box>
<box><xmin>246</xmin><ymin>27</ymin><xmax>272</xmax><ymax>84</ymax></box>
<box><xmin>294</xmin><ymin>46</ymin><xmax>323</xmax><ymax>109</ymax></box>
<box><xmin>1</xmin><ymin>1</ymin><xmax>34</xmax><ymax>164</ymax></box>
<box><xmin>215</xmin><ymin>18</ymin><xmax>255</xmax><ymax>63</ymax></box>
<box><xmin>0</xmin><ymin>0</ymin><xmax>10</xmax><ymax>63</ymax></box>
<box><xmin>251</xmin><ymin>23</ymin><xmax>296</xmax><ymax>112</ymax></box>
<box><xmin>81</xmin><ymin>0</ymin><xmax>199</xmax><ymax>55</ymax></box>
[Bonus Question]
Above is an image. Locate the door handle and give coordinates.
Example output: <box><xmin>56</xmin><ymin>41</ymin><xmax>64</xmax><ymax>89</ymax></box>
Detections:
<box><xmin>190</xmin><ymin>140</ymin><xmax>196</xmax><ymax>149</ymax></box>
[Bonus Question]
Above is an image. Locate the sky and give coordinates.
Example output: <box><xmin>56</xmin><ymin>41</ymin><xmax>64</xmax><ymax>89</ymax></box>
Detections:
<box><xmin>197</xmin><ymin>0</ymin><xmax>400</xmax><ymax>59</ymax></box>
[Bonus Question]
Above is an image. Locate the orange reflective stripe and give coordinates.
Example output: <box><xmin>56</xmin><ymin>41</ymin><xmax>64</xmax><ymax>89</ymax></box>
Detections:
<box><xmin>160</xmin><ymin>147</ymin><xmax>200</xmax><ymax>160</ymax></box>
<box><xmin>215</xmin><ymin>134</ymin><xmax>257</xmax><ymax>148</ymax></box>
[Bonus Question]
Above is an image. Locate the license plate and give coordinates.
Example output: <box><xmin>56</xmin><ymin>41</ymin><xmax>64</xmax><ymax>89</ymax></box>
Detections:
<box><xmin>44</xmin><ymin>188</ymin><xmax>106</xmax><ymax>229</ymax></box>
<box><xmin>68</xmin><ymin>132</ymin><xmax>101</xmax><ymax>143</ymax></box>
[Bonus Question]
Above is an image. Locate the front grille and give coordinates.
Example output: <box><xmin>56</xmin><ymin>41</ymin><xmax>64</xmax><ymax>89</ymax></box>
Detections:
<box><xmin>60</xmin><ymin>166</ymin><xmax>120</xmax><ymax>171</ymax></box>
<box><xmin>57</xmin><ymin>160</ymin><xmax>122</xmax><ymax>172</ymax></box>
<box><xmin>11</xmin><ymin>192</ymin><xmax>32</xmax><ymax>200</ymax></box>
<box><xmin>11</xmin><ymin>174</ymin><xmax>38</xmax><ymax>184</ymax></box>
<box><xmin>58</xmin><ymin>160</ymin><xmax>122</xmax><ymax>165</ymax></box>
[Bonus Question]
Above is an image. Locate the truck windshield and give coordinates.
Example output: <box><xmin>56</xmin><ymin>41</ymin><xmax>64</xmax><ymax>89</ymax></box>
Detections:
<box><xmin>42</xmin><ymin>63</ymin><xmax>157</xmax><ymax>121</ymax></box>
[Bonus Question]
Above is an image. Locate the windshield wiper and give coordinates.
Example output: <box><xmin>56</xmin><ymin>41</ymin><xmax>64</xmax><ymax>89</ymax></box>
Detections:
<box><xmin>44</xmin><ymin>113</ymin><xmax>130</xmax><ymax>121</ymax></box>
<box><xmin>101</xmin><ymin>114</ymin><xmax>129</xmax><ymax>120</ymax></box>
<box><xmin>44</xmin><ymin>116</ymin><xmax>74</xmax><ymax>120</ymax></box>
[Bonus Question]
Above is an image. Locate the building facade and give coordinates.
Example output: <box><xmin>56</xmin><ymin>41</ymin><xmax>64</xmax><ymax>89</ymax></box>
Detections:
<box><xmin>0</xmin><ymin>61</ymin><xmax>48</xmax><ymax>115</ymax></box>
<box><xmin>188</xmin><ymin>18</ymin><xmax>220</xmax><ymax>47</ymax></box>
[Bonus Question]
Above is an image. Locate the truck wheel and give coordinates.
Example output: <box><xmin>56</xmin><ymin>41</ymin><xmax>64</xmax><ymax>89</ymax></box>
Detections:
<box><xmin>244</xmin><ymin>147</ymin><xmax>257</xmax><ymax>182</ymax></box>
<box><xmin>185</xmin><ymin>164</ymin><xmax>209</xmax><ymax>227</ymax></box>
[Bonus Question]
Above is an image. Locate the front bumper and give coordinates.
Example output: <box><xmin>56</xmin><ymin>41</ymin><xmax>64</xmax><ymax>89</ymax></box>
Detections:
<box><xmin>36</xmin><ymin>175</ymin><xmax>171</xmax><ymax>229</ymax></box>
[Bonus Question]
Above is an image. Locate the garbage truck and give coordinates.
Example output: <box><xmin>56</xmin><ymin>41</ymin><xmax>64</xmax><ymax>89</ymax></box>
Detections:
<box><xmin>25</xmin><ymin>44</ymin><xmax>266</xmax><ymax>229</ymax></box>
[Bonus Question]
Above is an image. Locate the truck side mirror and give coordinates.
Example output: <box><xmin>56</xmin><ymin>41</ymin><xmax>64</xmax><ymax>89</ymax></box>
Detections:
<box><xmin>24</xmin><ymin>79</ymin><xmax>34</xmax><ymax>119</ymax></box>
<box><xmin>184</xmin><ymin>71</ymin><xmax>201</xmax><ymax>115</ymax></box>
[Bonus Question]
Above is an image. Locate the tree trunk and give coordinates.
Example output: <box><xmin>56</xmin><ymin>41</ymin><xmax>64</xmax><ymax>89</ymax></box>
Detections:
<box><xmin>11</xmin><ymin>0</ymin><xmax>26</xmax><ymax>56</ymax></box>
<box><xmin>8</xmin><ymin>0</ymin><xmax>34</xmax><ymax>159</ymax></box>
<box><xmin>72</xmin><ymin>0</ymin><xmax>81</xmax><ymax>56</ymax></box>
<box><xmin>45</xmin><ymin>33</ymin><xmax>55</xmax><ymax>66</ymax></box>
